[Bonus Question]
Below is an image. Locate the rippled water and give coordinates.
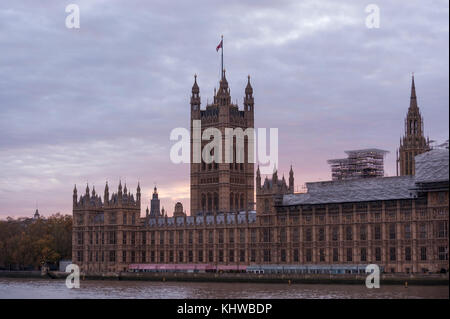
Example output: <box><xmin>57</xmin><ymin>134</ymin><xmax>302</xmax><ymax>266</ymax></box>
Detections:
<box><xmin>0</xmin><ymin>278</ymin><xmax>448</xmax><ymax>299</ymax></box>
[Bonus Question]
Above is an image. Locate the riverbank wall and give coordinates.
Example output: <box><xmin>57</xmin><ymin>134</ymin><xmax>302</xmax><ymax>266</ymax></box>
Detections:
<box><xmin>0</xmin><ymin>270</ymin><xmax>448</xmax><ymax>285</ymax></box>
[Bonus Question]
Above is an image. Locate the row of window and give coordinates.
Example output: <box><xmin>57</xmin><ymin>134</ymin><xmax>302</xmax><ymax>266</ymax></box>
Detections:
<box><xmin>200</xmin><ymin>192</ymin><xmax>247</xmax><ymax>211</ymax></box>
<box><xmin>77</xmin><ymin>246</ymin><xmax>449</xmax><ymax>264</ymax></box>
<box><xmin>77</xmin><ymin>222</ymin><xmax>448</xmax><ymax>246</ymax></box>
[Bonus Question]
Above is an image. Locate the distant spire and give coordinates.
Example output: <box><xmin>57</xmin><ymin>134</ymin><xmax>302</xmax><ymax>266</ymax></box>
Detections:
<box><xmin>192</xmin><ymin>74</ymin><xmax>199</xmax><ymax>94</ymax></box>
<box><xmin>245</xmin><ymin>74</ymin><xmax>253</xmax><ymax>95</ymax></box>
<box><xmin>409</xmin><ymin>73</ymin><xmax>417</xmax><ymax>109</ymax></box>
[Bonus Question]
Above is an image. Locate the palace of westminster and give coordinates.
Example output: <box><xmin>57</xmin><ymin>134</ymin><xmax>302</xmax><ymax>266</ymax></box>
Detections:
<box><xmin>72</xmin><ymin>67</ymin><xmax>449</xmax><ymax>275</ymax></box>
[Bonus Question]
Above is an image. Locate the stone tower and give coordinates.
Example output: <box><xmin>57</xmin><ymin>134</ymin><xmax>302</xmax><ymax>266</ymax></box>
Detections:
<box><xmin>150</xmin><ymin>186</ymin><xmax>161</xmax><ymax>218</ymax></box>
<box><xmin>397</xmin><ymin>75</ymin><xmax>430</xmax><ymax>176</ymax></box>
<box><xmin>190</xmin><ymin>71</ymin><xmax>254</xmax><ymax>216</ymax></box>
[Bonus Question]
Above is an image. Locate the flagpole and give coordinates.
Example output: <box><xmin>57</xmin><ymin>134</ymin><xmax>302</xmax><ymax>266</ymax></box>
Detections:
<box><xmin>221</xmin><ymin>35</ymin><xmax>223</xmax><ymax>79</ymax></box>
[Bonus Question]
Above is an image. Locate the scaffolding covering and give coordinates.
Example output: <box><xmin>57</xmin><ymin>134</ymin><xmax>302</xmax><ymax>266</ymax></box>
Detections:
<box><xmin>327</xmin><ymin>148</ymin><xmax>389</xmax><ymax>181</ymax></box>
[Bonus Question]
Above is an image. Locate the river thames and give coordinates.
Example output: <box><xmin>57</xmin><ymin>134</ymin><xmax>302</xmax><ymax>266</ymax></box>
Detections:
<box><xmin>0</xmin><ymin>278</ymin><xmax>448</xmax><ymax>299</ymax></box>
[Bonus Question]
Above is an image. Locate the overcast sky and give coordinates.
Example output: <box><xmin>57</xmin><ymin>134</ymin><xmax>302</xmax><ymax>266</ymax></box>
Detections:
<box><xmin>0</xmin><ymin>0</ymin><xmax>448</xmax><ymax>218</ymax></box>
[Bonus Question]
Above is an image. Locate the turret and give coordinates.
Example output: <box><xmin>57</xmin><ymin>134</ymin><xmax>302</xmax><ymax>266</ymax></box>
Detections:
<box><xmin>85</xmin><ymin>183</ymin><xmax>90</xmax><ymax>198</ymax></box>
<box><xmin>289</xmin><ymin>165</ymin><xmax>294</xmax><ymax>193</ymax></box>
<box><xmin>256</xmin><ymin>165</ymin><xmax>261</xmax><ymax>191</ymax></box>
<box><xmin>244</xmin><ymin>75</ymin><xmax>254</xmax><ymax>112</ymax></box>
<box><xmin>118</xmin><ymin>180</ymin><xmax>123</xmax><ymax>202</ymax></box>
<box><xmin>272</xmin><ymin>167</ymin><xmax>278</xmax><ymax>186</ymax></box>
<box><xmin>73</xmin><ymin>184</ymin><xmax>77</xmax><ymax>207</ymax></box>
<box><xmin>216</xmin><ymin>69</ymin><xmax>231</xmax><ymax>106</ymax></box>
<box><xmin>104</xmin><ymin>182</ymin><xmax>109</xmax><ymax>204</ymax></box>
<box><xmin>136</xmin><ymin>182</ymin><xmax>141</xmax><ymax>203</ymax></box>
<box><xmin>191</xmin><ymin>74</ymin><xmax>201</xmax><ymax>113</ymax></box>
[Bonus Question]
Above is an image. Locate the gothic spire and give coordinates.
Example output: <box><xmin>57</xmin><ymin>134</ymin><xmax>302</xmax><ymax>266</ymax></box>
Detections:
<box><xmin>245</xmin><ymin>75</ymin><xmax>253</xmax><ymax>95</ymax></box>
<box><xmin>409</xmin><ymin>73</ymin><xmax>418</xmax><ymax>109</ymax></box>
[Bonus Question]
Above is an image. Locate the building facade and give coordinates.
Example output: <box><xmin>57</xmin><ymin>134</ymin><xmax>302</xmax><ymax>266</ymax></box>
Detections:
<box><xmin>72</xmin><ymin>150</ymin><xmax>448</xmax><ymax>275</ymax></box>
<box><xmin>72</xmin><ymin>73</ymin><xmax>448</xmax><ymax>275</ymax></box>
<box><xmin>397</xmin><ymin>75</ymin><xmax>430</xmax><ymax>176</ymax></box>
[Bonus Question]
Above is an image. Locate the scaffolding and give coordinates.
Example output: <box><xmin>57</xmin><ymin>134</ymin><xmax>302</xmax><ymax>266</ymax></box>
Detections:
<box><xmin>327</xmin><ymin>148</ymin><xmax>389</xmax><ymax>181</ymax></box>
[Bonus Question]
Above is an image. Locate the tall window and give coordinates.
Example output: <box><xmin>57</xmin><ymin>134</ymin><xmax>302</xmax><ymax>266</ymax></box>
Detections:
<box><xmin>360</xmin><ymin>248</ymin><xmax>367</xmax><ymax>262</ymax></box>
<box><xmin>263</xmin><ymin>228</ymin><xmax>271</xmax><ymax>243</ymax></box>
<box><xmin>318</xmin><ymin>228</ymin><xmax>325</xmax><ymax>241</ymax></box>
<box><xmin>250</xmin><ymin>229</ymin><xmax>257</xmax><ymax>243</ymax></box>
<box><xmin>374</xmin><ymin>225</ymin><xmax>381</xmax><ymax>240</ymax></box>
<box><xmin>229</xmin><ymin>250</ymin><xmax>234</xmax><ymax>262</ymax></box>
<box><xmin>305</xmin><ymin>228</ymin><xmax>312</xmax><ymax>242</ymax></box>
<box><xmin>306</xmin><ymin>249</ymin><xmax>312</xmax><ymax>262</ymax></box>
<box><xmin>198</xmin><ymin>231</ymin><xmax>203</xmax><ymax>244</ymax></box>
<box><xmin>189</xmin><ymin>231</ymin><xmax>193</xmax><ymax>244</ymax></box>
<box><xmin>332</xmin><ymin>227</ymin><xmax>338</xmax><ymax>241</ymax></box>
<box><xmin>178</xmin><ymin>230</ymin><xmax>184</xmax><ymax>244</ymax></box>
<box><xmin>292</xmin><ymin>228</ymin><xmax>299</xmax><ymax>242</ymax></box>
<box><xmin>218</xmin><ymin>229</ymin><xmax>224</xmax><ymax>244</ymax></box>
<box><xmin>208</xmin><ymin>230</ymin><xmax>214</xmax><ymax>244</ymax></box>
<box><xmin>201</xmin><ymin>194</ymin><xmax>206</xmax><ymax>211</ymax></box>
<box><xmin>229</xmin><ymin>229</ymin><xmax>234</xmax><ymax>243</ymax></box>
<box><xmin>240</xmin><ymin>250</ymin><xmax>245</xmax><ymax>262</ymax></box>
<box><xmin>405</xmin><ymin>247</ymin><xmax>411</xmax><ymax>261</ymax></box>
<box><xmin>319</xmin><ymin>249</ymin><xmax>325</xmax><ymax>262</ymax></box>
<box><xmin>419</xmin><ymin>224</ymin><xmax>427</xmax><ymax>239</ymax></box>
<box><xmin>239</xmin><ymin>229</ymin><xmax>245</xmax><ymax>243</ymax></box>
<box><xmin>333</xmin><ymin>248</ymin><xmax>339</xmax><ymax>262</ymax></box>
<box><xmin>404</xmin><ymin>224</ymin><xmax>411</xmax><ymax>239</ymax></box>
<box><xmin>420</xmin><ymin>247</ymin><xmax>427</xmax><ymax>261</ymax></box>
<box><xmin>375</xmin><ymin>247</ymin><xmax>381</xmax><ymax>261</ymax></box>
<box><xmin>438</xmin><ymin>246</ymin><xmax>448</xmax><ymax>261</ymax></box>
<box><xmin>390</xmin><ymin>247</ymin><xmax>396</xmax><ymax>261</ymax></box>
<box><xmin>293</xmin><ymin>249</ymin><xmax>299</xmax><ymax>262</ymax></box>
<box><xmin>389</xmin><ymin>224</ymin><xmax>396</xmax><ymax>240</ymax></box>
<box><xmin>213</xmin><ymin>193</ymin><xmax>219</xmax><ymax>211</ymax></box>
<box><xmin>250</xmin><ymin>250</ymin><xmax>256</xmax><ymax>262</ymax></box>
<box><xmin>346</xmin><ymin>226</ymin><xmax>353</xmax><ymax>241</ymax></box>
<box><xmin>208</xmin><ymin>250</ymin><xmax>213</xmax><ymax>263</ymax></box>
<box><xmin>280</xmin><ymin>228</ymin><xmax>287</xmax><ymax>243</ymax></box>
<box><xmin>346</xmin><ymin>248</ymin><xmax>352</xmax><ymax>262</ymax></box>
<box><xmin>264</xmin><ymin>199</ymin><xmax>270</xmax><ymax>213</ymax></box>
<box><xmin>438</xmin><ymin>222</ymin><xmax>448</xmax><ymax>238</ymax></box>
<box><xmin>360</xmin><ymin>226</ymin><xmax>367</xmax><ymax>241</ymax></box>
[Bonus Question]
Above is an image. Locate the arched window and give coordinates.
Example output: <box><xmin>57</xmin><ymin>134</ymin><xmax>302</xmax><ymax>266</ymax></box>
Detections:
<box><xmin>230</xmin><ymin>193</ymin><xmax>234</xmax><ymax>211</ymax></box>
<box><xmin>214</xmin><ymin>193</ymin><xmax>219</xmax><ymax>211</ymax></box>
<box><xmin>240</xmin><ymin>194</ymin><xmax>244</xmax><ymax>210</ymax></box>
<box><xmin>264</xmin><ymin>199</ymin><xmax>270</xmax><ymax>213</ymax></box>
<box><xmin>207</xmin><ymin>193</ymin><xmax>212</xmax><ymax>212</ymax></box>
<box><xmin>235</xmin><ymin>194</ymin><xmax>239</xmax><ymax>211</ymax></box>
<box><xmin>201</xmin><ymin>194</ymin><xmax>206</xmax><ymax>212</ymax></box>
